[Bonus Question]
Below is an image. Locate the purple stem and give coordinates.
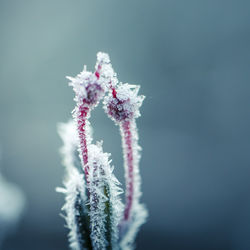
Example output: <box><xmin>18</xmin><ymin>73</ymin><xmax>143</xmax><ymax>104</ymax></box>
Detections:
<box><xmin>77</xmin><ymin>104</ymin><xmax>90</xmax><ymax>183</ymax></box>
<box><xmin>121</xmin><ymin>120</ymin><xmax>134</xmax><ymax>221</ymax></box>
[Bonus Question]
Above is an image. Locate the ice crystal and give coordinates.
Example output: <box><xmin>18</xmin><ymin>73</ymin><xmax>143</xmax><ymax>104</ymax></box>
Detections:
<box><xmin>58</xmin><ymin>52</ymin><xmax>147</xmax><ymax>250</ymax></box>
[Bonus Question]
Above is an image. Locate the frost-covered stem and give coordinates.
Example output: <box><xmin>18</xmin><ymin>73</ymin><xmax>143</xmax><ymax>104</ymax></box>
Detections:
<box><xmin>119</xmin><ymin>118</ymin><xmax>148</xmax><ymax>250</ymax></box>
<box><xmin>104</xmin><ymin>82</ymin><xmax>144</xmax><ymax>224</ymax></box>
<box><xmin>121</xmin><ymin>120</ymin><xmax>134</xmax><ymax>221</ymax></box>
<box><xmin>76</xmin><ymin>104</ymin><xmax>90</xmax><ymax>183</ymax></box>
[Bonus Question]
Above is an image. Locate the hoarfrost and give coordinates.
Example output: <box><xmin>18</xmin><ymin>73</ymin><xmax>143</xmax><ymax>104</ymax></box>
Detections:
<box><xmin>88</xmin><ymin>143</ymin><xmax>123</xmax><ymax>250</ymax></box>
<box><xmin>57</xmin><ymin>168</ymin><xmax>91</xmax><ymax>250</ymax></box>
<box><xmin>96</xmin><ymin>52</ymin><xmax>118</xmax><ymax>88</ymax></box>
<box><xmin>58</xmin><ymin>52</ymin><xmax>147</xmax><ymax>250</ymax></box>
<box><xmin>104</xmin><ymin>83</ymin><xmax>145</xmax><ymax>123</ymax></box>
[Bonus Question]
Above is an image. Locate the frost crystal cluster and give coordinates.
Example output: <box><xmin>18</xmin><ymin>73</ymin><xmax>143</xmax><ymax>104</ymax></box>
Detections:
<box><xmin>57</xmin><ymin>52</ymin><xmax>148</xmax><ymax>250</ymax></box>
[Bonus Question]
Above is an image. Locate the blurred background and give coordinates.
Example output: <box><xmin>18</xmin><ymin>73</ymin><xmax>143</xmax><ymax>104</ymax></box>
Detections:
<box><xmin>0</xmin><ymin>0</ymin><xmax>250</xmax><ymax>249</ymax></box>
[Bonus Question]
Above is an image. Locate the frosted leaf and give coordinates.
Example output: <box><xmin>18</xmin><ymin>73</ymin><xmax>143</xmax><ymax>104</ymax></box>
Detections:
<box><xmin>87</xmin><ymin>143</ymin><xmax>124</xmax><ymax>250</ymax></box>
<box><xmin>57</xmin><ymin>168</ymin><xmax>91</xmax><ymax>250</ymax></box>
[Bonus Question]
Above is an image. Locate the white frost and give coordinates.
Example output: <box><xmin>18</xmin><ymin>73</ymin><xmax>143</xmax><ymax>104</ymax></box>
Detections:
<box><xmin>56</xmin><ymin>167</ymin><xmax>88</xmax><ymax>250</ymax></box>
<box><xmin>96</xmin><ymin>52</ymin><xmax>118</xmax><ymax>88</ymax></box>
<box><xmin>58</xmin><ymin>52</ymin><xmax>147</xmax><ymax>250</ymax></box>
<box><xmin>57</xmin><ymin>120</ymin><xmax>79</xmax><ymax>173</ymax></box>
<box><xmin>104</xmin><ymin>83</ymin><xmax>145</xmax><ymax>123</ymax></box>
<box><xmin>88</xmin><ymin>143</ymin><xmax>123</xmax><ymax>250</ymax></box>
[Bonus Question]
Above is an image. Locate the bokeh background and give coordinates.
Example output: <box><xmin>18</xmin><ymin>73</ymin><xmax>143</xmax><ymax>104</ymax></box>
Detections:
<box><xmin>1</xmin><ymin>0</ymin><xmax>250</xmax><ymax>249</ymax></box>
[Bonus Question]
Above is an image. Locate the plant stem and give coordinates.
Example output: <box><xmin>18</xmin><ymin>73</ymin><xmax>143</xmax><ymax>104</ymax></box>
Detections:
<box><xmin>77</xmin><ymin>104</ymin><xmax>90</xmax><ymax>183</ymax></box>
<box><xmin>121</xmin><ymin>120</ymin><xmax>135</xmax><ymax>221</ymax></box>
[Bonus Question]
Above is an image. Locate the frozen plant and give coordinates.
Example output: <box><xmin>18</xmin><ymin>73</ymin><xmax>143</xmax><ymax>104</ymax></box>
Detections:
<box><xmin>57</xmin><ymin>52</ymin><xmax>148</xmax><ymax>250</ymax></box>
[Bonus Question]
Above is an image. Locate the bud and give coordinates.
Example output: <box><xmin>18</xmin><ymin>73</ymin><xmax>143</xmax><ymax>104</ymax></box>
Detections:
<box><xmin>104</xmin><ymin>84</ymin><xmax>145</xmax><ymax>123</ymax></box>
<box><xmin>67</xmin><ymin>70</ymin><xmax>104</xmax><ymax>107</ymax></box>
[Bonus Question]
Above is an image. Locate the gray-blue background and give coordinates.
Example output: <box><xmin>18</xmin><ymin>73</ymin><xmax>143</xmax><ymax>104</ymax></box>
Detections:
<box><xmin>1</xmin><ymin>0</ymin><xmax>250</xmax><ymax>249</ymax></box>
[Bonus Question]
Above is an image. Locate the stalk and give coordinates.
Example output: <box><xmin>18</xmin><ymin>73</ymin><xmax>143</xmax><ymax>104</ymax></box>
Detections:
<box><xmin>75</xmin><ymin>104</ymin><xmax>90</xmax><ymax>182</ymax></box>
<box><xmin>121</xmin><ymin>120</ymin><xmax>134</xmax><ymax>221</ymax></box>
